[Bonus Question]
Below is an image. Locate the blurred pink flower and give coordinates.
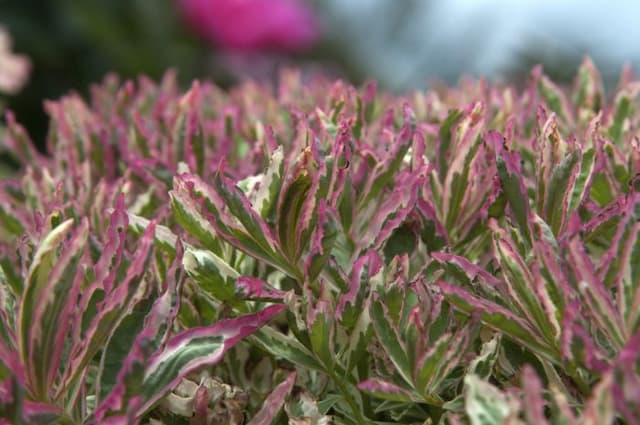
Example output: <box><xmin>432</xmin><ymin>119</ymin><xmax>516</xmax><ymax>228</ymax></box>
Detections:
<box><xmin>178</xmin><ymin>0</ymin><xmax>320</xmax><ymax>52</ymax></box>
<box><xmin>0</xmin><ymin>26</ymin><xmax>30</xmax><ymax>95</ymax></box>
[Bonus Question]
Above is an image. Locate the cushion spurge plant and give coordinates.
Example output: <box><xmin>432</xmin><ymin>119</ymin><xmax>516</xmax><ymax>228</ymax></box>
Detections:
<box><xmin>0</xmin><ymin>58</ymin><xmax>639</xmax><ymax>424</ymax></box>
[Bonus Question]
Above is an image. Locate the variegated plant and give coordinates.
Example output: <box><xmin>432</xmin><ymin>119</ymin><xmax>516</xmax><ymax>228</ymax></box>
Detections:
<box><xmin>0</xmin><ymin>194</ymin><xmax>284</xmax><ymax>424</ymax></box>
<box><xmin>1</xmin><ymin>58</ymin><xmax>639</xmax><ymax>424</ymax></box>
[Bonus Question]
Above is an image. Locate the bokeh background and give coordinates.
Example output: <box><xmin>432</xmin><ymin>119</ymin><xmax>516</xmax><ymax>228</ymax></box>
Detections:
<box><xmin>2</xmin><ymin>0</ymin><xmax>640</xmax><ymax>150</ymax></box>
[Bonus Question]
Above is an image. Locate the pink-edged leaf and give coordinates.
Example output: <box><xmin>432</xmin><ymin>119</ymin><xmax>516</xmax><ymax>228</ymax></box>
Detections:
<box><xmin>59</xmin><ymin>221</ymin><xmax>158</xmax><ymax>400</ymax></box>
<box><xmin>371</xmin><ymin>170</ymin><xmax>425</xmax><ymax>252</ymax></box>
<box><xmin>415</xmin><ymin>322</ymin><xmax>477</xmax><ymax>399</ymax></box>
<box><xmin>97</xmin><ymin>240</ymin><xmax>185</xmax><ymax>401</ymax></box>
<box><xmin>170</xmin><ymin>188</ymin><xmax>223</xmax><ymax>256</ymax></box>
<box><xmin>175</xmin><ymin>82</ymin><xmax>205</xmax><ymax>175</ymax></box>
<box><xmin>531</xmin><ymin>214</ymin><xmax>571</xmax><ymax>305</ymax></box>
<box><xmin>96</xmin><ymin>304</ymin><xmax>285</xmax><ymax>420</ymax></box>
<box><xmin>18</xmin><ymin>218</ymin><xmax>75</xmax><ymax>360</ymax></box>
<box><xmin>291</xmin><ymin>136</ymin><xmax>334</xmax><ymax>263</ymax></box>
<box><xmin>18</xmin><ymin>218</ymin><xmax>88</xmax><ymax>400</ymax></box>
<box><xmin>248</xmin><ymin>145</ymin><xmax>284</xmax><ymax>219</ymax></box>
<box><xmin>535</xmin><ymin>67</ymin><xmax>575</xmax><ymax>126</ymax></box>
<box><xmin>94</xmin><ymin>194</ymin><xmax>128</xmax><ymax>295</ymax></box>
<box><xmin>618</xmin><ymin>220</ymin><xmax>640</xmax><ymax>333</ymax></box>
<box><xmin>176</xmin><ymin>173</ymin><xmax>298</xmax><ymax>279</ymax></box>
<box><xmin>360</xmin><ymin>103</ymin><xmax>415</xmax><ymax>207</ymax></box>
<box><xmin>235</xmin><ymin>276</ymin><xmax>287</xmax><ymax>302</ymax></box>
<box><xmin>358</xmin><ymin>378</ymin><xmax>420</xmax><ymax>403</ymax></box>
<box><xmin>436</xmin><ymin>109</ymin><xmax>465</xmax><ymax>183</ymax></box>
<box><xmin>574</xmin><ymin>57</ymin><xmax>604</xmax><ymax>118</ymax></box>
<box><xmin>592</xmin><ymin>195</ymin><xmax>640</xmax><ymax>332</ymax></box>
<box><xmin>490</xmin><ymin>221</ymin><xmax>559</xmax><ymax>344</ymax></box>
<box><xmin>335</xmin><ymin>250</ymin><xmax>382</xmax><ymax>327</ymax></box>
<box><xmin>441</xmin><ymin>101</ymin><xmax>487</xmax><ymax>232</ymax></box>
<box><xmin>416</xmin><ymin>198</ymin><xmax>450</xmax><ymax>252</ymax></box>
<box><xmin>251</xmin><ymin>326</ymin><xmax>324</xmax><ymax>372</ymax></box>
<box><xmin>545</xmin><ymin>149</ymin><xmax>581</xmax><ymax>236</ymax></box>
<box><xmin>3</xmin><ymin>111</ymin><xmax>44</xmax><ymax>166</ymax></box>
<box><xmin>246</xmin><ymin>371</ymin><xmax>296</xmax><ymax>425</ymax></box>
<box><xmin>308</xmin><ymin>299</ymin><xmax>335</xmax><ymax>370</ymax></box>
<box><xmin>534</xmin><ymin>107</ymin><xmax>596</xmax><ymax>236</ymax></box>
<box><xmin>488</xmin><ymin>130</ymin><xmax>533</xmax><ymax>246</ymax></box>
<box><xmin>182</xmin><ymin>247</ymin><xmax>240</xmax><ymax>304</ymax></box>
<box><xmin>137</xmin><ymin>304</ymin><xmax>285</xmax><ymax>415</ymax></box>
<box><xmin>213</xmin><ymin>170</ymin><xmax>280</xmax><ymax>257</ymax></box>
<box><xmin>564</xmin><ymin>230</ymin><xmax>626</xmax><ymax>350</ymax></box>
<box><xmin>276</xmin><ymin>157</ymin><xmax>313</xmax><ymax>262</ymax></box>
<box><xmin>567</xmin><ymin>115</ymin><xmax>599</xmax><ymax>215</ymax></box>
<box><xmin>30</xmin><ymin>221</ymin><xmax>88</xmax><ymax>400</ymax></box>
<box><xmin>430</xmin><ymin>251</ymin><xmax>504</xmax><ymax>297</ymax></box>
<box><xmin>607</xmin><ymin>82</ymin><xmax>640</xmax><ymax>143</ymax></box>
<box><xmin>581</xmin><ymin>194</ymin><xmax>628</xmax><ymax>241</ymax></box>
<box><xmin>370</xmin><ymin>294</ymin><xmax>413</xmax><ymax>385</ymax></box>
<box><xmin>125</xmin><ymin>212</ymin><xmax>179</xmax><ymax>254</ymax></box>
<box><xmin>438</xmin><ymin>281</ymin><xmax>557</xmax><ymax>362</ymax></box>
<box><xmin>304</xmin><ymin>201</ymin><xmax>338</xmax><ymax>282</ymax></box>
<box><xmin>356</xmin><ymin>169</ymin><xmax>420</xmax><ymax>255</ymax></box>
<box><xmin>561</xmin><ymin>300</ymin><xmax>609</xmax><ymax>372</ymax></box>
<box><xmin>326</xmin><ymin>120</ymin><xmax>353</xmax><ymax>208</ymax></box>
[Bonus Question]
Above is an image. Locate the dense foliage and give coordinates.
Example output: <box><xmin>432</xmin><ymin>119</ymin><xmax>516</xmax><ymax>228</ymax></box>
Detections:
<box><xmin>0</xmin><ymin>59</ymin><xmax>639</xmax><ymax>424</ymax></box>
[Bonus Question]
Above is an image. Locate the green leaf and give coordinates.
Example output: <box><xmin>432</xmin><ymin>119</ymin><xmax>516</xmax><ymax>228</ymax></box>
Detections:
<box><xmin>19</xmin><ymin>218</ymin><xmax>88</xmax><ymax>400</ymax></box>
<box><xmin>182</xmin><ymin>248</ymin><xmax>240</xmax><ymax>305</ymax></box>
<box><xmin>545</xmin><ymin>151</ymin><xmax>580</xmax><ymax>235</ymax></box>
<box><xmin>251</xmin><ymin>327</ymin><xmax>324</xmax><ymax>372</ymax></box>
<box><xmin>444</xmin><ymin>137</ymin><xmax>482</xmax><ymax>231</ymax></box>
<box><xmin>277</xmin><ymin>172</ymin><xmax>312</xmax><ymax>261</ymax></box>
<box><xmin>98</xmin><ymin>297</ymin><xmax>155</xmax><ymax>399</ymax></box>
<box><xmin>439</xmin><ymin>282</ymin><xmax>557</xmax><ymax>363</ymax></box>
<box><xmin>568</xmin><ymin>147</ymin><xmax>596</xmax><ymax>214</ymax></box>
<box><xmin>251</xmin><ymin>146</ymin><xmax>284</xmax><ymax>219</ymax></box>
<box><xmin>0</xmin><ymin>202</ymin><xmax>25</xmax><ymax>239</ymax></box>
<box><xmin>438</xmin><ymin>110</ymin><xmax>464</xmax><ymax>182</ymax></box>
<box><xmin>126</xmin><ymin>212</ymin><xmax>179</xmax><ymax>255</ymax></box>
<box><xmin>383</xmin><ymin>224</ymin><xmax>418</xmax><ymax>262</ymax></box>
<box><xmin>339</xmin><ymin>305</ymin><xmax>373</xmax><ymax>375</ymax></box>
<box><xmin>370</xmin><ymin>297</ymin><xmax>413</xmax><ymax>386</ymax></box>
<box><xmin>497</xmin><ymin>159</ymin><xmax>532</xmax><ymax>246</ymax></box>
<box><xmin>609</xmin><ymin>93</ymin><xmax>632</xmax><ymax>144</ymax></box>
<box><xmin>468</xmin><ymin>336</ymin><xmax>500</xmax><ymax>380</ymax></box>
<box><xmin>170</xmin><ymin>191</ymin><xmax>223</xmax><ymax>256</ymax></box>
<box><xmin>492</xmin><ymin>230</ymin><xmax>558</xmax><ymax>344</ymax></box>
<box><xmin>416</xmin><ymin>324</ymin><xmax>475</xmax><ymax>399</ymax></box>
<box><xmin>309</xmin><ymin>302</ymin><xmax>334</xmax><ymax>371</ymax></box>
<box><xmin>538</xmin><ymin>75</ymin><xmax>573</xmax><ymax>124</ymax></box>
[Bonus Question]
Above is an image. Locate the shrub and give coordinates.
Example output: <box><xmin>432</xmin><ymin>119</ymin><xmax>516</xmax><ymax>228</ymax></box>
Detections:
<box><xmin>1</xmin><ymin>58</ymin><xmax>639</xmax><ymax>424</ymax></box>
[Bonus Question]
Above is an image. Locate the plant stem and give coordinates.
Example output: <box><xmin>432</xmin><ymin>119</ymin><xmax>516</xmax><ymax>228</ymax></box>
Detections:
<box><xmin>329</xmin><ymin>367</ymin><xmax>367</xmax><ymax>425</ymax></box>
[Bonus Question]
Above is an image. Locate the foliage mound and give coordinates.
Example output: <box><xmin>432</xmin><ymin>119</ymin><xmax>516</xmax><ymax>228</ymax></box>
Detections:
<box><xmin>1</xmin><ymin>59</ymin><xmax>639</xmax><ymax>424</ymax></box>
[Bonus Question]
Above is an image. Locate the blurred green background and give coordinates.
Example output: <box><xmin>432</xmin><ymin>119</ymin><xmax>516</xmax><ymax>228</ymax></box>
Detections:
<box><xmin>2</xmin><ymin>0</ymin><xmax>222</xmax><ymax>145</ymax></box>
